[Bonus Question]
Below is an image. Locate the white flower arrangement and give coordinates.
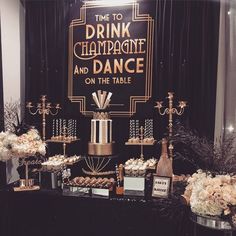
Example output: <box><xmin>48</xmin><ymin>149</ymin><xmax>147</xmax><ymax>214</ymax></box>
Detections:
<box><xmin>184</xmin><ymin>170</ymin><xmax>236</xmax><ymax>217</ymax></box>
<box><xmin>0</xmin><ymin>128</ymin><xmax>46</xmax><ymax>161</ymax></box>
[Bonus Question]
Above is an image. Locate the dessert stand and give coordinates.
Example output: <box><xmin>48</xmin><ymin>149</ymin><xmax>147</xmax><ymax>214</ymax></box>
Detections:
<box><xmin>125</xmin><ymin>126</ymin><xmax>156</xmax><ymax>159</ymax></box>
<box><xmin>14</xmin><ymin>156</ymin><xmax>41</xmax><ymax>191</ymax></box>
<box><xmin>83</xmin><ymin>90</ymin><xmax>117</xmax><ymax>176</ymax></box>
<box><xmin>46</xmin><ymin>126</ymin><xmax>80</xmax><ymax>157</ymax></box>
<box><xmin>124</xmin><ymin>124</ymin><xmax>156</xmax><ymax>196</ymax></box>
<box><xmin>38</xmin><ymin>154</ymin><xmax>82</xmax><ymax>189</ymax></box>
<box><xmin>63</xmin><ymin>90</ymin><xmax>117</xmax><ymax>198</ymax></box>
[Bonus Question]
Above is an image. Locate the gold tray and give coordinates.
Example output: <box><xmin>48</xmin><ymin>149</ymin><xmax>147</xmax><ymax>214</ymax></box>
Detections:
<box><xmin>125</xmin><ymin>140</ymin><xmax>156</xmax><ymax>146</ymax></box>
<box><xmin>13</xmin><ymin>185</ymin><xmax>40</xmax><ymax>192</ymax></box>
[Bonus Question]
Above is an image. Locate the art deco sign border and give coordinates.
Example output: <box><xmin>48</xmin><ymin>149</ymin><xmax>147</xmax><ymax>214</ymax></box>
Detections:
<box><xmin>68</xmin><ymin>1</ymin><xmax>154</xmax><ymax>117</ymax></box>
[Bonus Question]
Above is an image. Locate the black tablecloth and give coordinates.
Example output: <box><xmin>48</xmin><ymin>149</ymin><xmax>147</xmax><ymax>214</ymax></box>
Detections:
<box><xmin>0</xmin><ymin>183</ymin><xmax>230</xmax><ymax>236</ymax></box>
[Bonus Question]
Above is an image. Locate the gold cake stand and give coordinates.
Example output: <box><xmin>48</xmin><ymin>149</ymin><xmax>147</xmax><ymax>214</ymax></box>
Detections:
<box><xmin>46</xmin><ymin>137</ymin><xmax>80</xmax><ymax>156</ymax></box>
<box><xmin>125</xmin><ymin>126</ymin><xmax>156</xmax><ymax>159</ymax></box>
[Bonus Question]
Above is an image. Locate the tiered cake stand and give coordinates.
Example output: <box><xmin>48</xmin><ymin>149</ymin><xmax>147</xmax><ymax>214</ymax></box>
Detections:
<box><xmin>46</xmin><ymin>138</ymin><xmax>80</xmax><ymax>156</ymax></box>
<box><xmin>125</xmin><ymin>126</ymin><xmax>156</xmax><ymax>159</ymax></box>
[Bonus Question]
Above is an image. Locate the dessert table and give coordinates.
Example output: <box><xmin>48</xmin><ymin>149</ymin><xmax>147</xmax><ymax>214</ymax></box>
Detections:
<box><xmin>0</xmin><ymin>182</ymin><xmax>189</xmax><ymax>236</ymax></box>
<box><xmin>0</xmin><ymin>182</ymin><xmax>232</xmax><ymax>236</ymax></box>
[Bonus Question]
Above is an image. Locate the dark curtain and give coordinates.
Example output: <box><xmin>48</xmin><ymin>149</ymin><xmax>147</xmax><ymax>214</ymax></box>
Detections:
<box><xmin>24</xmin><ymin>0</ymin><xmax>220</xmax><ymax>172</ymax></box>
<box><xmin>24</xmin><ymin>0</ymin><xmax>85</xmax><ymax>142</ymax></box>
<box><xmin>153</xmin><ymin>0</ymin><xmax>220</xmax><ymax>140</ymax></box>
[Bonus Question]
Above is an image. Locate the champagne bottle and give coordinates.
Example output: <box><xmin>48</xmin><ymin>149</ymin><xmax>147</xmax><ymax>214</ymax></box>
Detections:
<box><xmin>156</xmin><ymin>138</ymin><xmax>173</xmax><ymax>177</ymax></box>
<box><xmin>115</xmin><ymin>164</ymin><xmax>124</xmax><ymax>195</ymax></box>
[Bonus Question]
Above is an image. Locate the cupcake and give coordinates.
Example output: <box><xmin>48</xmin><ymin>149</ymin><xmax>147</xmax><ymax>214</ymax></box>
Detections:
<box><xmin>125</xmin><ymin>165</ymin><xmax>132</xmax><ymax>176</ymax></box>
<box><xmin>138</xmin><ymin>166</ymin><xmax>146</xmax><ymax>177</ymax></box>
<box><xmin>132</xmin><ymin>166</ymin><xmax>139</xmax><ymax>177</ymax></box>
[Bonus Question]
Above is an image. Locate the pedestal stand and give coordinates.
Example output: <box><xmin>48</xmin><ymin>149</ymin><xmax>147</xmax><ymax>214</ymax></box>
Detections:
<box><xmin>46</xmin><ymin>138</ymin><xmax>80</xmax><ymax>157</ymax></box>
<box><xmin>14</xmin><ymin>157</ymin><xmax>40</xmax><ymax>191</ymax></box>
<box><xmin>190</xmin><ymin>212</ymin><xmax>236</xmax><ymax>236</ymax></box>
<box><xmin>125</xmin><ymin>126</ymin><xmax>156</xmax><ymax>159</ymax></box>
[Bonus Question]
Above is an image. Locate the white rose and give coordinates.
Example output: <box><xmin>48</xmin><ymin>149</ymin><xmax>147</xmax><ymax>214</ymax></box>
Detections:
<box><xmin>0</xmin><ymin>147</ymin><xmax>11</xmax><ymax>160</ymax></box>
<box><xmin>38</xmin><ymin>144</ymin><xmax>46</xmax><ymax>155</ymax></box>
<box><xmin>206</xmin><ymin>186</ymin><xmax>214</xmax><ymax>195</ymax></box>
<box><xmin>223</xmin><ymin>193</ymin><xmax>232</xmax><ymax>203</ymax></box>
<box><xmin>224</xmin><ymin>207</ymin><xmax>231</xmax><ymax>215</ymax></box>
<box><xmin>211</xmin><ymin>178</ymin><xmax>222</xmax><ymax>186</ymax></box>
<box><xmin>218</xmin><ymin>199</ymin><xmax>228</xmax><ymax>209</ymax></box>
<box><xmin>220</xmin><ymin>175</ymin><xmax>231</xmax><ymax>184</ymax></box>
<box><xmin>0</xmin><ymin>131</ymin><xmax>7</xmax><ymax>141</ymax></box>
<box><xmin>198</xmin><ymin>190</ymin><xmax>209</xmax><ymax>200</ymax></box>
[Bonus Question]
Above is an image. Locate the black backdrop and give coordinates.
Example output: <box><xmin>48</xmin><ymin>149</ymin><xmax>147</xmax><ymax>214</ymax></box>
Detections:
<box><xmin>24</xmin><ymin>0</ymin><xmax>220</xmax><ymax>173</ymax></box>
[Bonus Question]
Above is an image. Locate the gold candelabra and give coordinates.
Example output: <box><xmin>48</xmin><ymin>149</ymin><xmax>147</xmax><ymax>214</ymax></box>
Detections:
<box><xmin>26</xmin><ymin>95</ymin><xmax>61</xmax><ymax>141</ymax></box>
<box><xmin>155</xmin><ymin>92</ymin><xmax>187</xmax><ymax>162</ymax></box>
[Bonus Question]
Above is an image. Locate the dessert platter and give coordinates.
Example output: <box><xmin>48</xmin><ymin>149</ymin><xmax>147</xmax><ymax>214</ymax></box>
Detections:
<box><xmin>66</xmin><ymin>176</ymin><xmax>115</xmax><ymax>189</ymax></box>
<box><xmin>124</xmin><ymin>158</ymin><xmax>157</xmax><ymax>177</ymax></box>
<box><xmin>63</xmin><ymin>176</ymin><xmax>116</xmax><ymax>197</ymax></box>
<box><xmin>41</xmin><ymin>155</ymin><xmax>81</xmax><ymax>171</ymax></box>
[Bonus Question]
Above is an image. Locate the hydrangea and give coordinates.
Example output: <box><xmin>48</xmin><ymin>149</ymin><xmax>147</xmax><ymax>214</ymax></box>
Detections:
<box><xmin>0</xmin><ymin>129</ymin><xmax>46</xmax><ymax>161</ymax></box>
<box><xmin>184</xmin><ymin>170</ymin><xmax>236</xmax><ymax>216</ymax></box>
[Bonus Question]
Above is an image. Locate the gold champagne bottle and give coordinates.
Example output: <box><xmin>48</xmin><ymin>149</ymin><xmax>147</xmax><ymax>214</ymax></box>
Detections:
<box><xmin>156</xmin><ymin>138</ymin><xmax>173</xmax><ymax>177</ymax></box>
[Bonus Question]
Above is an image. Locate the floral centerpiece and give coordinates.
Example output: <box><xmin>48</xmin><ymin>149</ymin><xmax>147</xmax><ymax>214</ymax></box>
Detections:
<box><xmin>164</xmin><ymin>122</ymin><xmax>236</xmax><ymax>225</ymax></box>
<box><xmin>183</xmin><ymin>170</ymin><xmax>236</xmax><ymax>218</ymax></box>
<box><xmin>0</xmin><ymin>128</ymin><xmax>46</xmax><ymax>161</ymax></box>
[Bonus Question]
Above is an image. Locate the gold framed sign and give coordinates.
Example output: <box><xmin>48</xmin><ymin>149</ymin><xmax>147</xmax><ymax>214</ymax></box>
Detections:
<box><xmin>68</xmin><ymin>0</ymin><xmax>155</xmax><ymax>117</ymax></box>
<box><xmin>152</xmin><ymin>174</ymin><xmax>172</xmax><ymax>198</ymax></box>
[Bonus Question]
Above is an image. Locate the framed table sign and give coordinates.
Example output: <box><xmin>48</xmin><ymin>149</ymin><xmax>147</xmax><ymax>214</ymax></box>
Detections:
<box><xmin>152</xmin><ymin>174</ymin><xmax>171</xmax><ymax>198</ymax></box>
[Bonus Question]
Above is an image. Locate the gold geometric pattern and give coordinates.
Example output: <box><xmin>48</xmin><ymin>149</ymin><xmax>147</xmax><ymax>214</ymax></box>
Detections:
<box><xmin>68</xmin><ymin>1</ymin><xmax>154</xmax><ymax>117</ymax></box>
